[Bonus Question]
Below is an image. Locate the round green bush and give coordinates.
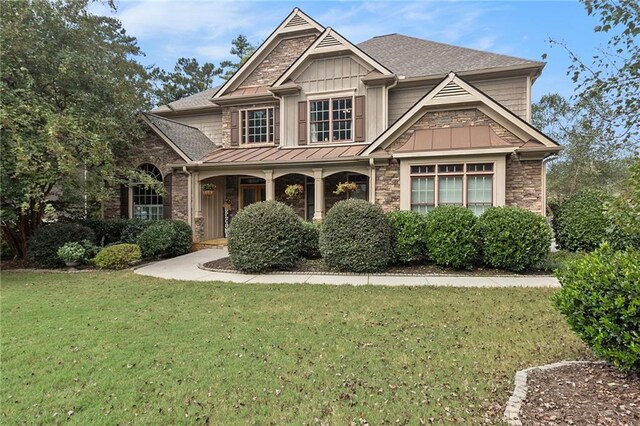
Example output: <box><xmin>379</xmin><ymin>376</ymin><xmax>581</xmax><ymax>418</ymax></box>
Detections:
<box><xmin>386</xmin><ymin>210</ymin><xmax>427</xmax><ymax>264</ymax></box>
<box><xmin>94</xmin><ymin>243</ymin><xmax>142</xmax><ymax>269</ymax></box>
<box><xmin>424</xmin><ymin>206</ymin><xmax>477</xmax><ymax>269</ymax></box>
<box><xmin>134</xmin><ymin>220</ymin><xmax>192</xmax><ymax>258</ymax></box>
<box><xmin>319</xmin><ymin>199</ymin><xmax>394</xmax><ymax>273</ymax></box>
<box><xmin>477</xmin><ymin>207</ymin><xmax>552</xmax><ymax>271</ymax></box>
<box><xmin>301</xmin><ymin>221</ymin><xmax>321</xmax><ymax>259</ymax></box>
<box><xmin>553</xmin><ymin>190</ymin><xmax>611</xmax><ymax>252</ymax></box>
<box><xmin>166</xmin><ymin>220</ymin><xmax>193</xmax><ymax>257</ymax></box>
<box><xmin>228</xmin><ymin>201</ymin><xmax>304</xmax><ymax>273</ymax></box>
<box><xmin>554</xmin><ymin>244</ymin><xmax>640</xmax><ymax>372</ymax></box>
<box><xmin>28</xmin><ymin>223</ymin><xmax>95</xmax><ymax>268</ymax></box>
<box><xmin>121</xmin><ymin>219</ymin><xmax>154</xmax><ymax>244</ymax></box>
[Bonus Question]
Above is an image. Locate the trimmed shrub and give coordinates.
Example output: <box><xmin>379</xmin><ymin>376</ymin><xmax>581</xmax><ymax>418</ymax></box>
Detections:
<box><xmin>301</xmin><ymin>221</ymin><xmax>321</xmax><ymax>259</ymax></box>
<box><xmin>553</xmin><ymin>190</ymin><xmax>611</xmax><ymax>252</ymax></box>
<box><xmin>228</xmin><ymin>201</ymin><xmax>303</xmax><ymax>273</ymax></box>
<box><xmin>477</xmin><ymin>207</ymin><xmax>552</xmax><ymax>271</ymax></box>
<box><xmin>121</xmin><ymin>219</ymin><xmax>155</xmax><ymax>244</ymax></box>
<box><xmin>424</xmin><ymin>206</ymin><xmax>477</xmax><ymax>269</ymax></box>
<box><xmin>57</xmin><ymin>242</ymin><xmax>86</xmax><ymax>264</ymax></box>
<box><xmin>386</xmin><ymin>210</ymin><xmax>427</xmax><ymax>264</ymax></box>
<box><xmin>554</xmin><ymin>244</ymin><xmax>640</xmax><ymax>372</ymax></box>
<box><xmin>28</xmin><ymin>223</ymin><xmax>95</xmax><ymax>268</ymax></box>
<box><xmin>94</xmin><ymin>244</ymin><xmax>142</xmax><ymax>269</ymax></box>
<box><xmin>319</xmin><ymin>199</ymin><xmax>394</xmax><ymax>273</ymax></box>
<box><xmin>166</xmin><ymin>220</ymin><xmax>193</xmax><ymax>257</ymax></box>
<box><xmin>81</xmin><ymin>219</ymin><xmax>130</xmax><ymax>246</ymax></box>
<box><xmin>137</xmin><ymin>222</ymin><xmax>173</xmax><ymax>258</ymax></box>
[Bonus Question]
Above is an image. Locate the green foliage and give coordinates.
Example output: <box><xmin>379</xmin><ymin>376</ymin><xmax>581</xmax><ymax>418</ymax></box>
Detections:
<box><xmin>477</xmin><ymin>207</ymin><xmax>552</xmax><ymax>271</ymax></box>
<box><xmin>300</xmin><ymin>221</ymin><xmax>321</xmax><ymax>259</ymax></box>
<box><xmin>81</xmin><ymin>219</ymin><xmax>130</xmax><ymax>246</ymax></box>
<box><xmin>604</xmin><ymin>158</ymin><xmax>640</xmax><ymax>250</ymax></box>
<box><xmin>554</xmin><ymin>244</ymin><xmax>640</xmax><ymax>372</ymax></box>
<box><xmin>27</xmin><ymin>223</ymin><xmax>95</xmax><ymax>268</ymax></box>
<box><xmin>537</xmin><ymin>250</ymin><xmax>587</xmax><ymax>272</ymax></box>
<box><xmin>94</xmin><ymin>244</ymin><xmax>142</xmax><ymax>270</ymax></box>
<box><xmin>121</xmin><ymin>220</ymin><xmax>155</xmax><ymax>244</ymax></box>
<box><xmin>136</xmin><ymin>220</ymin><xmax>192</xmax><ymax>258</ymax></box>
<box><xmin>424</xmin><ymin>206</ymin><xmax>478</xmax><ymax>269</ymax></box>
<box><xmin>319</xmin><ymin>199</ymin><xmax>394</xmax><ymax>273</ymax></box>
<box><xmin>57</xmin><ymin>242</ymin><xmax>86</xmax><ymax>264</ymax></box>
<box><xmin>553</xmin><ymin>190</ymin><xmax>611</xmax><ymax>252</ymax></box>
<box><xmin>0</xmin><ymin>0</ymin><xmax>149</xmax><ymax>259</ymax></box>
<box><xmin>150</xmin><ymin>57</ymin><xmax>222</xmax><ymax>107</ymax></box>
<box><xmin>386</xmin><ymin>210</ymin><xmax>427</xmax><ymax>264</ymax></box>
<box><xmin>228</xmin><ymin>201</ymin><xmax>303</xmax><ymax>273</ymax></box>
<box><xmin>219</xmin><ymin>35</ymin><xmax>256</xmax><ymax>80</ymax></box>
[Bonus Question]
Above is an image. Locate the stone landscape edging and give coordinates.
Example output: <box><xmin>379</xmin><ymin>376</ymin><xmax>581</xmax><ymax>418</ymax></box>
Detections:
<box><xmin>504</xmin><ymin>360</ymin><xmax>605</xmax><ymax>425</ymax></box>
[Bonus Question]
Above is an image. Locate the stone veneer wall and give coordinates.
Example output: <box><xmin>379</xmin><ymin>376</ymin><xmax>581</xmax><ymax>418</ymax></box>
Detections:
<box><xmin>373</xmin><ymin>108</ymin><xmax>544</xmax><ymax>214</ymax></box>
<box><xmin>240</xmin><ymin>35</ymin><xmax>317</xmax><ymax>87</ymax></box>
<box><xmin>103</xmin><ymin>132</ymin><xmax>187</xmax><ymax>220</ymax></box>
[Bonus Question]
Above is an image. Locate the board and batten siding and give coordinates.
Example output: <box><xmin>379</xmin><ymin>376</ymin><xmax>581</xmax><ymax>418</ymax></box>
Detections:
<box><xmin>172</xmin><ymin>113</ymin><xmax>222</xmax><ymax>146</ymax></box>
<box><xmin>281</xmin><ymin>55</ymin><xmax>386</xmax><ymax>146</ymax></box>
<box><xmin>387</xmin><ymin>75</ymin><xmax>530</xmax><ymax>125</ymax></box>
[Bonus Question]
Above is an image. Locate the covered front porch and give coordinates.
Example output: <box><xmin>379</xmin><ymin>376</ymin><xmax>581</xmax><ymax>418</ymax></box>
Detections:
<box><xmin>192</xmin><ymin>166</ymin><xmax>373</xmax><ymax>241</ymax></box>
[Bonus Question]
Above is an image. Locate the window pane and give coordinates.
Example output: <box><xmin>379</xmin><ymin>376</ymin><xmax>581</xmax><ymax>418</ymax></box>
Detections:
<box><xmin>133</xmin><ymin>164</ymin><xmax>163</xmax><ymax>220</ymax></box>
<box><xmin>438</xmin><ymin>164</ymin><xmax>463</xmax><ymax>173</ymax></box>
<box><xmin>310</xmin><ymin>100</ymin><xmax>330</xmax><ymax>142</ymax></box>
<box><xmin>410</xmin><ymin>165</ymin><xmax>435</xmax><ymax>174</ymax></box>
<box><xmin>332</xmin><ymin>98</ymin><xmax>352</xmax><ymax>141</ymax></box>
<box><xmin>411</xmin><ymin>177</ymin><xmax>435</xmax><ymax>209</ymax></box>
<box><xmin>438</xmin><ymin>176</ymin><xmax>463</xmax><ymax>204</ymax></box>
<box><xmin>467</xmin><ymin>175</ymin><xmax>492</xmax><ymax>215</ymax></box>
<box><xmin>247</xmin><ymin>109</ymin><xmax>268</xmax><ymax>143</ymax></box>
<box><xmin>467</xmin><ymin>163</ymin><xmax>493</xmax><ymax>172</ymax></box>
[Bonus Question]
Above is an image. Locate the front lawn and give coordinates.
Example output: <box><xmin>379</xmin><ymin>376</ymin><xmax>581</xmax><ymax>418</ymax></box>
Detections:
<box><xmin>1</xmin><ymin>271</ymin><xmax>589</xmax><ymax>424</ymax></box>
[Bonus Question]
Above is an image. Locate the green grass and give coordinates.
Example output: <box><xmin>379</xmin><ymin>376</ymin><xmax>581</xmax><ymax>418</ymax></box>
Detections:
<box><xmin>1</xmin><ymin>271</ymin><xmax>589</xmax><ymax>424</ymax></box>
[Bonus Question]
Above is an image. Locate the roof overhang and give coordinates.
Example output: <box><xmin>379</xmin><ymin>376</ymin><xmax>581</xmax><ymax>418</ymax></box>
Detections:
<box><xmin>394</xmin><ymin>63</ymin><xmax>546</xmax><ymax>87</ymax></box>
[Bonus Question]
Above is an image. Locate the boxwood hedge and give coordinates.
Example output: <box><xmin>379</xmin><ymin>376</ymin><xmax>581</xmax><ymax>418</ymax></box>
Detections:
<box><xmin>424</xmin><ymin>206</ymin><xmax>477</xmax><ymax>269</ymax></box>
<box><xmin>386</xmin><ymin>210</ymin><xmax>427</xmax><ymax>264</ymax></box>
<box><xmin>553</xmin><ymin>190</ymin><xmax>611</xmax><ymax>252</ymax></box>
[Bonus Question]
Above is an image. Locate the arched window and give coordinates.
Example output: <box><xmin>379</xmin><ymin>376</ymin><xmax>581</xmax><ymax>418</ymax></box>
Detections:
<box><xmin>133</xmin><ymin>163</ymin><xmax>163</xmax><ymax>220</ymax></box>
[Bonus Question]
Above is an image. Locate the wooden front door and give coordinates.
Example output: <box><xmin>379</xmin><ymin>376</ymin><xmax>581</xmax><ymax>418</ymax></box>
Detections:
<box><xmin>240</xmin><ymin>178</ymin><xmax>266</xmax><ymax>209</ymax></box>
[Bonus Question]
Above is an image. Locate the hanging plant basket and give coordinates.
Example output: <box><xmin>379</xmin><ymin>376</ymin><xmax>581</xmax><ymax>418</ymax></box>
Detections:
<box><xmin>334</xmin><ymin>181</ymin><xmax>358</xmax><ymax>196</ymax></box>
<box><xmin>284</xmin><ymin>184</ymin><xmax>304</xmax><ymax>200</ymax></box>
<box><xmin>202</xmin><ymin>183</ymin><xmax>216</xmax><ymax>196</ymax></box>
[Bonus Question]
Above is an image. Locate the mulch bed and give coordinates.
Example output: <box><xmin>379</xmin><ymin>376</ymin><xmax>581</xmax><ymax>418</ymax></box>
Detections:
<box><xmin>520</xmin><ymin>363</ymin><xmax>640</xmax><ymax>425</ymax></box>
<box><xmin>202</xmin><ymin>257</ymin><xmax>550</xmax><ymax>276</ymax></box>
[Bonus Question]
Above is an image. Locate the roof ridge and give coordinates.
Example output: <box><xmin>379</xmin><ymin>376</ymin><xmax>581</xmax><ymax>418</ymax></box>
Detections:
<box><xmin>359</xmin><ymin>33</ymin><xmax>543</xmax><ymax>66</ymax></box>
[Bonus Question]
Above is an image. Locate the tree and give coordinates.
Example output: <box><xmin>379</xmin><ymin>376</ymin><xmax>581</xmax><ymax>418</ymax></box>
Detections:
<box><xmin>0</xmin><ymin>0</ymin><xmax>150</xmax><ymax>259</ymax></box>
<box><xmin>546</xmin><ymin>0</ymin><xmax>639</xmax><ymax>148</ymax></box>
<box><xmin>220</xmin><ymin>35</ymin><xmax>256</xmax><ymax>80</ymax></box>
<box><xmin>149</xmin><ymin>58</ymin><xmax>222</xmax><ymax>107</ymax></box>
<box><xmin>533</xmin><ymin>93</ymin><xmax>630</xmax><ymax>201</ymax></box>
<box><xmin>149</xmin><ymin>35</ymin><xmax>256</xmax><ymax>107</ymax></box>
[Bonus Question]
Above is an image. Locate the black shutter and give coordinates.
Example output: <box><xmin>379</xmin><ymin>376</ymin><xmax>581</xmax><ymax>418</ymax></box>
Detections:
<box><xmin>119</xmin><ymin>184</ymin><xmax>129</xmax><ymax>218</ymax></box>
<box><xmin>163</xmin><ymin>173</ymin><xmax>172</xmax><ymax>219</ymax></box>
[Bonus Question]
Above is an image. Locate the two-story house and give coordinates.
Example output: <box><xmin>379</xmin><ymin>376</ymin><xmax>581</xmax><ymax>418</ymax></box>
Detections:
<box><xmin>103</xmin><ymin>8</ymin><xmax>560</xmax><ymax>243</ymax></box>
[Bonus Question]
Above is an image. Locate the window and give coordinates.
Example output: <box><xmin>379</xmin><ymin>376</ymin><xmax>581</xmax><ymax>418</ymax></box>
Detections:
<box><xmin>410</xmin><ymin>162</ymin><xmax>494</xmax><ymax>215</ymax></box>
<box><xmin>310</xmin><ymin>97</ymin><xmax>352</xmax><ymax>142</ymax></box>
<box><xmin>346</xmin><ymin>174</ymin><xmax>368</xmax><ymax>200</ymax></box>
<box><xmin>240</xmin><ymin>108</ymin><xmax>274</xmax><ymax>144</ymax></box>
<box><xmin>133</xmin><ymin>163</ymin><xmax>163</xmax><ymax>220</ymax></box>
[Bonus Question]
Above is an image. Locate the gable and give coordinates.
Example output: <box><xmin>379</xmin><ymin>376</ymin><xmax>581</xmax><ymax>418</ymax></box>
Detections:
<box><xmin>294</xmin><ymin>56</ymin><xmax>371</xmax><ymax>92</ymax></box>
<box><xmin>214</xmin><ymin>8</ymin><xmax>323</xmax><ymax>98</ymax></box>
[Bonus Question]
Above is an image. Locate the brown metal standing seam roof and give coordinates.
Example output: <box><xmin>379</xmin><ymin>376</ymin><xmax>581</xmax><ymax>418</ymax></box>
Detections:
<box><xmin>395</xmin><ymin>125</ymin><xmax>513</xmax><ymax>153</ymax></box>
<box><xmin>200</xmin><ymin>145</ymin><xmax>367</xmax><ymax>164</ymax></box>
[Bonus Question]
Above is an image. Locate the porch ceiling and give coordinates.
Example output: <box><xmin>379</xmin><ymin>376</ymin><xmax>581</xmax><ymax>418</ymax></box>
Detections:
<box><xmin>200</xmin><ymin>145</ymin><xmax>367</xmax><ymax>165</ymax></box>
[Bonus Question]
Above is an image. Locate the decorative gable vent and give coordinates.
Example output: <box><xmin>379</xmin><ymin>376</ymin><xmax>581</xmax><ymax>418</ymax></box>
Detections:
<box><xmin>285</xmin><ymin>14</ymin><xmax>308</xmax><ymax>28</ymax></box>
<box><xmin>434</xmin><ymin>81</ymin><xmax>469</xmax><ymax>98</ymax></box>
<box><xmin>318</xmin><ymin>34</ymin><xmax>341</xmax><ymax>48</ymax></box>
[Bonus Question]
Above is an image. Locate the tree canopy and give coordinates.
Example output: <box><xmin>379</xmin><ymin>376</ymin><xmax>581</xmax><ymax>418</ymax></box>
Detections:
<box><xmin>0</xmin><ymin>0</ymin><xmax>150</xmax><ymax>258</ymax></box>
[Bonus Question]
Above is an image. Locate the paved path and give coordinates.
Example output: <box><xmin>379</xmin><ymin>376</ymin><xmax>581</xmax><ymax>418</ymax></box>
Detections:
<box><xmin>134</xmin><ymin>248</ymin><xmax>560</xmax><ymax>287</ymax></box>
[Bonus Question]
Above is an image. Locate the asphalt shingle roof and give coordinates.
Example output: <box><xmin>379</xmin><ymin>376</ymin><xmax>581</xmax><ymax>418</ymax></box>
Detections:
<box><xmin>151</xmin><ymin>86</ymin><xmax>221</xmax><ymax>113</ymax></box>
<box><xmin>141</xmin><ymin>112</ymin><xmax>217</xmax><ymax>161</ymax></box>
<box><xmin>358</xmin><ymin>34</ymin><xmax>543</xmax><ymax>78</ymax></box>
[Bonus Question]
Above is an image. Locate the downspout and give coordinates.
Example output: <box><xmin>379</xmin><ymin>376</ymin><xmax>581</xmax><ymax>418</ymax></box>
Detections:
<box><xmin>369</xmin><ymin>158</ymin><xmax>377</xmax><ymax>204</ymax></box>
<box><xmin>383</xmin><ymin>76</ymin><xmax>399</xmax><ymax>129</ymax></box>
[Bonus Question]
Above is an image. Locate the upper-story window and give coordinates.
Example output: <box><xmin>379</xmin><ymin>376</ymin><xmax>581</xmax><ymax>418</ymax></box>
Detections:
<box><xmin>240</xmin><ymin>108</ymin><xmax>274</xmax><ymax>144</ymax></box>
<box><xmin>310</xmin><ymin>97</ymin><xmax>352</xmax><ymax>142</ymax></box>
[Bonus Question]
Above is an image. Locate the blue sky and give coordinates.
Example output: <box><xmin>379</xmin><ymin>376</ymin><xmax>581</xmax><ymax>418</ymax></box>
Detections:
<box><xmin>97</xmin><ymin>1</ymin><xmax>607</xmax><ymax>102</ymax></box>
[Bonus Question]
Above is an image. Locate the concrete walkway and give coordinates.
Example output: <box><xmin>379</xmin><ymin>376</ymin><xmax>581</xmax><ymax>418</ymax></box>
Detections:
<box><xmin>133</xmin><ymin>248</ymin><xmax>560</xmax><ymax>287</ymax></box>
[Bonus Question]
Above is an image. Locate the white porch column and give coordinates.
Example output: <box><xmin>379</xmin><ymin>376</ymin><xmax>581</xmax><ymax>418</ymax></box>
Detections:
<box><xmin>264</xmin><ymin>170</ymin><xmax>275</xmax><ymax>201</ymax></box>
<box><xmin>312</xmin><ymin>168</ymin><xmax>324</xmax><ymax>221</ymax></box>
<box><xmin>193</xmin><ymin>171</ymin><xmax>202</xmax><ymax>218</ymax></box>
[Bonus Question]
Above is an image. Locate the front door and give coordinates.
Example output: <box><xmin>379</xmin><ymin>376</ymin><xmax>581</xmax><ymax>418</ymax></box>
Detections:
<box><xmin>239</xmin><ymin>177</ymin><xmax>266</xmax><ymax>208</ymax></box>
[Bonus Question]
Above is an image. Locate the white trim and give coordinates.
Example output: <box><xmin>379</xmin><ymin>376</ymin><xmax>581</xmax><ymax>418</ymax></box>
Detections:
<box><xmin>239</xmin><ymin>106</ymin><xmax>275</xmax><ymax>145</ymax></box>
<box><xmin>399</xmin><ymin>155</ymin><xmax>506</xmax><ymax>211</ymax></box>
<box><xmin>306</xmin><ymin>89</ymin><xmax>356</xmax><ymax>99</ymax></box>
<box><xmin>393</xmin><ymin>147</ymin><xmax>516</xmax><ymax>158</ymax></box>
<box><xmin>213</xmin><ymin>8</ymin><xmax>323</xmax><ymax>98</ymax></box>
<box><xmin>363</xmin><ymin>72</ymin><xmax>559</xmax><ymax>156</ymax></box>
<box><xmin>272</xmin><ymin>28</ymin><xmax>393</xmax><ymax>88</ymax></box>
<box><xmin>308</xmin><ymin>95</ymin><xmax>355</xmax><ymax>144</ymax></box>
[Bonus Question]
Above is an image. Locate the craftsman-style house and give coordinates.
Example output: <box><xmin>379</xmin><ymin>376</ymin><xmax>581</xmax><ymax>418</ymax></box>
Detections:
<box><xmin>103</xmin><ymin>8</ymin><xmax>560</xmax><ymax>242</ymax></box>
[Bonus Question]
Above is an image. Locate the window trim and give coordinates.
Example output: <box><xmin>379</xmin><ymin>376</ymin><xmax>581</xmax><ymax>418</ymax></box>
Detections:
<box><xmin>239</xmin><ymin>106</ymin><xmax>275</xmax><ymax>145</ymax></box>
<box><xmin>130</xmin><ymin>163</ymin><xmax>164</xmax><ymax>220</ymax></box>
<box><xmin>401</xmin><ymin>156</ymin><xmax>505</xmax><ymax>213</ymax></box>
<box><xmin>308</xmin><ymin>95</ymin><xmax>354</xmax><ymax>143</ymax></box>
